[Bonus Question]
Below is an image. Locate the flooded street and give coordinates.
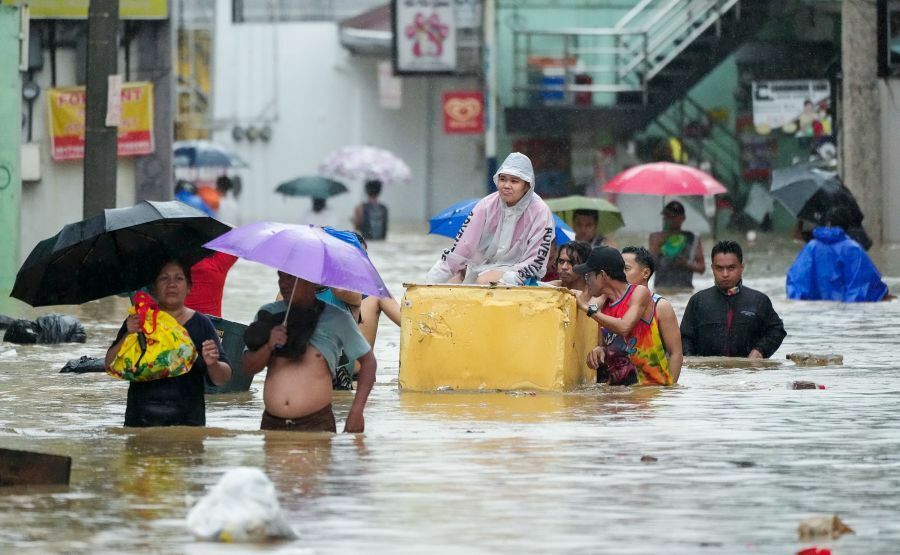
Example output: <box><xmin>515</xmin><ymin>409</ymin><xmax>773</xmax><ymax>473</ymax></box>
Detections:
<box><xmin>1</xmin><ymin>228</ymin><xmax>899</xmax><ymax>554</ymax></box>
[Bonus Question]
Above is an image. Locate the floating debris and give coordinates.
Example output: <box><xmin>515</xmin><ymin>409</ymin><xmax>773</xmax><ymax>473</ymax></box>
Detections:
<box><xmin>791</xmin><ymin>381</ymin><xmax>826</xmax><ymax>390</ymax></box>
<box><xmin>787</xmin><ymin>352</ymin><xmax>843</xmax><ymax>367</ymax></box>
<box><xmin>729</xmin><ymin>460</ymin><xmax>756</xmax><ymax>468</ymax></box>
<box><xmin>187</xmin><ymin>467</ymin><xmax>297</xmax><ymax>543</ymax></box>
<box><xmin>797</xmin><ymin>514</ymin><xmax>854</xmax><ymax>541</ymax></box>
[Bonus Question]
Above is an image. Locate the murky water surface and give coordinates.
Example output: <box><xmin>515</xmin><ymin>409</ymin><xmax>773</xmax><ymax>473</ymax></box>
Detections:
<box><xmin>1</xmin><ymin>229</ymin><xmax>899</xmax><ymax>554</ymax></box>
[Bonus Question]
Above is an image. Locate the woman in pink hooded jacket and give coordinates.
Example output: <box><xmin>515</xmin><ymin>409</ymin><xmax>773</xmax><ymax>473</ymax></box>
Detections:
<box><xmin>426</xmin><ymin>152</ymin><xmax>555</xmax><ymax>285</ymax></box>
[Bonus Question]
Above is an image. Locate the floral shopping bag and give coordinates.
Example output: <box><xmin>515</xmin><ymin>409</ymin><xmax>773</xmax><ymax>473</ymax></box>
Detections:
<box><xmin>108</xmin><ymin>292</ymin><xmax>197</xmax><ymax>382</ymax></box>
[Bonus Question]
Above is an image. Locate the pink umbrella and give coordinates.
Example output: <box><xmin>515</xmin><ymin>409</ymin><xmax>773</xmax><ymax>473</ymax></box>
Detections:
<box><xmin>603</xmin><ymin>162</ymin><xmax>727</xmax><ymax>196</ymax></box>
<box><xmin>318</xmin><ymin>145</ymin><xmax>412</xmax><ymax>185</ymax></box>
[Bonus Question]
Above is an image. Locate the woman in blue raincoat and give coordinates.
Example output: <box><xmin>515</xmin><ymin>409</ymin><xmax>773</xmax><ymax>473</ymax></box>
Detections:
<box><xmin>786</xmin><ymin>207</ymin><xmax>890</xmax><ymax>302</ymax></box>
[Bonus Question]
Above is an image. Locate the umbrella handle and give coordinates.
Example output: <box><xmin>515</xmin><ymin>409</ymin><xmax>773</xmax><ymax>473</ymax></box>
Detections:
<box><xmin>275</xmin><ymin>278</ymin><xmax>298</xmax><ymax>349</ymax></box>
<box><xmin>129</xmin><ymin>291</ymin><xmax>150</xmax><ymax>363</ymax></box>
<box><xmin>135</xmin><ymin>333</ymin><xmax>148</xmax><ymax>367</ymax></box>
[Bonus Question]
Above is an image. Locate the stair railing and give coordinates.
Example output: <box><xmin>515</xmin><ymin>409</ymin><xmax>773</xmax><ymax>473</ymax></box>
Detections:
<box><xmin>511</xmin><ymin>0</ymin><xmax>744</xmax><ymax>107</ymax></box>
<box><xmin>617</xmin><ymin>0</ymin><xmax>742</xmax><ymax>84</ymax></box>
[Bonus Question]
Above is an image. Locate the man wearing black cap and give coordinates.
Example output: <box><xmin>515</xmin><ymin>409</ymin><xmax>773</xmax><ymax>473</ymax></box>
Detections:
<box><xmin>573</xmin><ymin>247</ymin><xmax>675</xmax><ymax>386</ymax></box>
<box><xmin>680</xmin><ymin>240</ymin><xmax>786</xmax><ymax>359</ymax></box>
<box><xmin>648</xmin><ymin>200</ymin><xmax>705</xmax><ymax>289</ymax></box>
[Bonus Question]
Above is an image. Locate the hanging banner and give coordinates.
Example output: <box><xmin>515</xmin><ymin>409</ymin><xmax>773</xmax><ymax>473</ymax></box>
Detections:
<box><xmin>442</xmin><ymin>91</ymin><xmax>483</xmax><ymax>134</ymax></box>
<box><xmin>1</xmin><ymin>0</ymin><xmax>167</xmax><ymax>19</ymax></box>
<box><xmin>751</xmin><ymin>80</ymin><xmax>832</xmax><ymax>137</ymax></box>
<box><xmin>378</xmin><ymin>60</ymin><xmax>403</xmax><ymax>109</ymax></box>
<box><xmin>47</xmin><ymin>82</ymin><xmax>155</xmax><ymax>161</ymax></box>
<box><xmin>393</xmin><ymin>0</ymin><xmax>457</xmax><ymax>75</ymax></box>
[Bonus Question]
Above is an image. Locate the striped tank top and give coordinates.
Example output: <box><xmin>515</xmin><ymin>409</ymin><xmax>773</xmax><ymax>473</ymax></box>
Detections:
<box><xmin>600</xmin><ymin>285</ymin><xmax>673</xmax><ymax>386</ymax></box>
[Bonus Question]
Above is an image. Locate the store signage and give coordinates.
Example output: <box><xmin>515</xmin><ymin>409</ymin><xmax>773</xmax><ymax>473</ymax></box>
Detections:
<box><xmin>48</xmin><ymin>82</ymin><xmax>155</xmax><ymax>161</ymax></box>
<box><xmin>751</xmin><ymin>80</ymin><xmax>831</xmax><ymax>136</ymax></box>
<box><xmin>2</xmin><ymin>0</ymin><xmax>167</xmax><ymax>19</ymax></box>
<box><xmin>442</xmin><ymin>91</ymin><xmax>483</xmax><ymax>134</ymax></box>
<box><xmin>393</xmin><ymin>0</ymin><xmax>457</xmax><ymax>74</ymax></box>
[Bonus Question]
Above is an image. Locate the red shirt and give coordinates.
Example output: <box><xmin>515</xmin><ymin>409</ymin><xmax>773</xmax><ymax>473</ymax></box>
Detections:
<box><xmin>184</xmin><ymin>252</ymin><xmax>238</xmax><ymax>317</ymax></box>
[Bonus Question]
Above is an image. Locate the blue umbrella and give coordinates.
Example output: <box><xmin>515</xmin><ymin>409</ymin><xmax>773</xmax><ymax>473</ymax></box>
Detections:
<box><xmin>429</xmin><ymin>198</ymin><xmax>575</xmax><ymax>246</ymax></box>
<box><xmin>175</xmin><ymin>190</ymin><xmax>215</xmax><ymax>216</ymax></box>
<box><xmin>173</xmin><ymin>140</ymin><xmax>248</xmax><ymax>169</ymax></box>
<box><xmin>322</xmin><ymin>226</ymin><xmax>365</xmax><ymax>252</ymax></box>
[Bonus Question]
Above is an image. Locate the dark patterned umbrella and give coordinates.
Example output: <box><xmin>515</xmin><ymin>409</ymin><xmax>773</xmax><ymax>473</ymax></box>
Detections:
<box><xmin>173</xmin><ymin>140</ymin><xmax>247</xmax><ymax>168</ymax></box>
<box><xmin>769</xmin><ymin>165</ymin><xmax>845</xmax><ymax>222</ymax></box>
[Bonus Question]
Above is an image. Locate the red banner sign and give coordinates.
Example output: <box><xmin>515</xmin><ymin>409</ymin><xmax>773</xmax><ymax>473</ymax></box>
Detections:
<box><xmin>442</xmin><ymin>91</ymin><xmax>483</xmax><ymax>134</ymax></box>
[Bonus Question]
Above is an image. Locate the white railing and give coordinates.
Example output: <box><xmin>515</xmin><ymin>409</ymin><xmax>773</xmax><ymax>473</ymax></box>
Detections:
<box><xmin>511</xmin><ymin>0</ymin><xmax>744</xmax><ymax>107</ymax></box>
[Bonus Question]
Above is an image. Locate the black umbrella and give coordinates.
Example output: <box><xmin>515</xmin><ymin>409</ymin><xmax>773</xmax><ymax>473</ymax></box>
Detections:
<box><xmin>769</xmin><ymin>165</ymin><xmax>844</xmax><ymax>222</ymax></box>
<box><xmin>770</xmin><ymin>165</ymin><xmax>871</xmax><ymax>249</ymax></box>
<box><xmin>11</xmin><ymin>201</ymin><xmax>231</xmax><ymax>307</ymax></box>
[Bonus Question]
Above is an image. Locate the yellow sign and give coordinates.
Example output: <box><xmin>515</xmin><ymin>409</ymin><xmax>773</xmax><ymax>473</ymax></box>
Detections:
<box><xmin>47</xmin><ymin>82</ymin><xmax>155</xmax><ymax>161</ymax></box>
<box><xmin>1</xmin><ymin>0</ymin><xmax>167</xmax><ymax>19</ymax></box>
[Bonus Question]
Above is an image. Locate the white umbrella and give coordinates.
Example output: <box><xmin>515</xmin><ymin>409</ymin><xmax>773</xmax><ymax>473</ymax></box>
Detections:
<box><xmin>318</xmin><ymin>145</ymin><xmax>412</xmax><ymax>185</ymax></box>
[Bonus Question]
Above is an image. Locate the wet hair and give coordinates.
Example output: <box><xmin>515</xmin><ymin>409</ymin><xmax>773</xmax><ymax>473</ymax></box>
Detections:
<box><xmin>175</xmin><ymin>180</ymin><xmax>196</xmax><ymax>195</ymax></box>
<box><xmin>621</xmin><ymin>246</ymin><xmax>655</xmax><ymax>278</ymax></box>
<box><xmin>153</xmin><ymin>258</ymin><xmax>193</xmax><ymax>288</ymax></box>
<box><xmin>557</xmin><ymin>241</ymin><xmax>591</xmax><ymax>266</ymax></box>
<box><xmin>572</xmin><ymin>209</ymin><xmax>599</xmax><ymax>223</ymax></box>
<box><xmin>216</xmin><ymin>175</ymin><xmax>233</xmax><ymax>194</ymax></box>
<box><xmin>352</xmin><ymin>231</ymin><xmax>368</xmax><ymax>250</ymax></box>
<box><xmin>825</xmin><ymin>206</ymin><xmax>853</xmax><ymax>230</ymax></box>
<box><xmin>711</xmin><ymin>240</ymin><xmax>743</xmax><ymax>263</ymax></box>
<box><xmin>365</xmin><ymin>180</ymin><xmax>383</xmax><ymax>197</ymax></box>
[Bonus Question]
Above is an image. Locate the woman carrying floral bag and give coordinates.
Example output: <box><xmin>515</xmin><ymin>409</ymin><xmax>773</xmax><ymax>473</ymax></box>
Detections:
<box><xmin>105</xmin><ymin>259</ymin><xmax>232</xmax><ymax>427</ymax></box>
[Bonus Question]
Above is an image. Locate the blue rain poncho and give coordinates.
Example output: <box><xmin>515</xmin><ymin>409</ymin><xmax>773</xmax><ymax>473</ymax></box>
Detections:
<box><xmin>786</xmin><ymin>226</ymin><xmax>888</xmax><ymax>302</ymax></box>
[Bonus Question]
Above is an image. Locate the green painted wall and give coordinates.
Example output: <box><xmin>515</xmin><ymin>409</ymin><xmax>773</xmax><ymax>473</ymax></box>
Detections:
<box><xmin>0</xmin><ymin>5</ymin><xmax>22</xmax><ymax>298</ymax></box>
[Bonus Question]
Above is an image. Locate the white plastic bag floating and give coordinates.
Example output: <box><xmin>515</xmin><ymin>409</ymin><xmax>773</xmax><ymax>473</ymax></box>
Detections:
<box><xmin>187</xmin><ymin>467</ymin><xmax>297</xmax><ymax>542</ymax></box>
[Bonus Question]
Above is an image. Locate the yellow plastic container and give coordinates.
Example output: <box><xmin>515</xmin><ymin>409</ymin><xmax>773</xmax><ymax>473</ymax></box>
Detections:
<box><xmin>399</xmin><ymin>285</ymin><xmax>599</xmax><ymax>392</ymax></box>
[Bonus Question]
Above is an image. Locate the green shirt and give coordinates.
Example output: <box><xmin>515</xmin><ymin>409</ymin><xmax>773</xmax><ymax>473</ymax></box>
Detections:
<box><xmin>254</xmin><ymin>301</ymin><xmax>371</xmax><ymax>377</ymax></box>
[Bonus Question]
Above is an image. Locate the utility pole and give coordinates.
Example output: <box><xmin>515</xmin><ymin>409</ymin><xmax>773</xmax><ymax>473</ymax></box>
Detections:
<box><xmin>841</xmin><ymin>0</ymin><xmax>882</xmax><ymax>243</ymax></box>
<box><xmin>135</xmin><ymin>1</ymin><xmax>175</xmax><ymax>202</ymax></box>
<box><xmin>483</xmin><ymin>0</ymin><xmax>497</xmax><ymax>193</ymax></box>
<box><xmin>83</xmin><ymin>0</ymin><xmax>119</xmax><ymax>218</ymax></box>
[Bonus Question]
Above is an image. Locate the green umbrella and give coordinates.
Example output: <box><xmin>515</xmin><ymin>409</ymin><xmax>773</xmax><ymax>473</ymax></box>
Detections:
<box><xmin>275</xmin><ymin>176</ymin><xmax>348</xmax><ymax>199</ymax></box>
<box><xmin>544</xmin><ymin>195</ymin><xmax>625</xmax><ymax>235</ymax></box>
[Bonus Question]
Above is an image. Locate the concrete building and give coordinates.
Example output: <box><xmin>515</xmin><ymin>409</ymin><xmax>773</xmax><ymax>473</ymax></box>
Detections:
<box><xmin>210</xmin><ymin>0</ymin><xmax>485</xmax><ymax>229</ymax></box>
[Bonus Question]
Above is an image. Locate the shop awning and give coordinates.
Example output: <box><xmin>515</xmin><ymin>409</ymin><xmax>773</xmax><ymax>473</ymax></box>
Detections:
<box><xmin>339</xmin><ymin>4</ymin><xmax>391</xmax><ymax>57</ymax></box>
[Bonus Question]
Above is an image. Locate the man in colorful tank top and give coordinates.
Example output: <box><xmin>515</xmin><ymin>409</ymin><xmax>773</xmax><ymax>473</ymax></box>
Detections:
<box><xmin>573</xmin><ymin>247</ymin><xmax>673</xmax><ymax>386</ymax></box>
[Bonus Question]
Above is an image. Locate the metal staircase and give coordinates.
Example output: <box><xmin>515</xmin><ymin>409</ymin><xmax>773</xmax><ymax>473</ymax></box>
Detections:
<box><xmin>505</xmin><ymin>0</ymin><xmax>772</xmax><ymax>136</ymax></box>
<box><xmin>642</xmin><ymin>94</ymin><xmax>742</xmax><ymax>190</ymax></box>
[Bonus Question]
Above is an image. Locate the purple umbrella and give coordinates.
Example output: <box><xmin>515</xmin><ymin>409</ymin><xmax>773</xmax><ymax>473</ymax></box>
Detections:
<box><xmin>203</xmin><ymin>222</ymin><xmax>389</xmax><ymax>298</ymax></box>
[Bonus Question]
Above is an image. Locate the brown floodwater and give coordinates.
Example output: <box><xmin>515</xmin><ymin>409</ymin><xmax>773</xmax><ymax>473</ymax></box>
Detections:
<box><xmin>1</xmin><ymin>228</ymin><xmax>898</xmax><ymax>554</ymax></box>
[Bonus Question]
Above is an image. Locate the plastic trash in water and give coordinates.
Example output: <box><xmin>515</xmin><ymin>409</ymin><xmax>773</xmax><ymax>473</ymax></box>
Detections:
<box><xmin>187</xmin><ymin>467</ymin><xmax>297</xmax><ymax>543</ymax></box>
<box><xmin>790</xmin><ymin>381</ymin><xmax>826</xmax><ymax>390</ymax></box>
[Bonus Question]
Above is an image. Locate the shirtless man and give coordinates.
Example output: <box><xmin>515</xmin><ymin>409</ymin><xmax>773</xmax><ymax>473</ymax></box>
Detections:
<box><xmin>243</xmin><ymin>271</ymin><xmax>376</xmax><ymax>433</ymax></box>
<box><xmin>621</xmin><ymin>246</ymin><xmax>683</xmax><ymax>383</ymax></box>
